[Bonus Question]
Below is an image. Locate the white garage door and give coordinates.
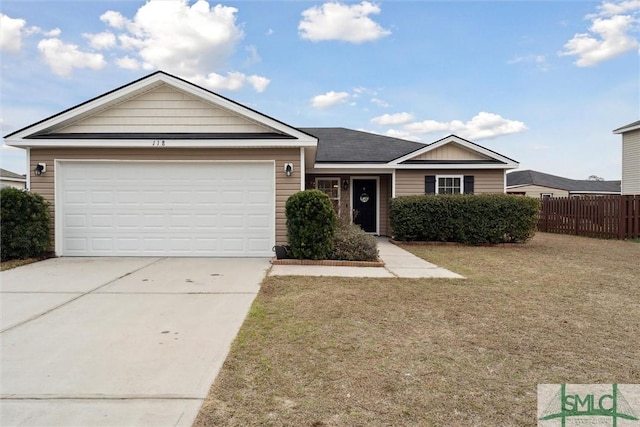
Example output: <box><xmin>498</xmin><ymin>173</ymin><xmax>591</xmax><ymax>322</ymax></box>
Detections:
<box><xmin>57</xmin><ymin>161</ymin><xmax>275</xmax><ymax>257</ymax></box>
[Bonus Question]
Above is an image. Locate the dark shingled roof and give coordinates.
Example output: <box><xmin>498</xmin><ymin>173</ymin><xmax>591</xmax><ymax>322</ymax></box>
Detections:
<box><xmin>300</xmin><ymin>127</ymin><xmax>425</xmax><ymax>163</ymax></box>
<box><xmin>507</xmin><ymin>170</ymin><xmax>621</xmax><ymax>193</ymax></box>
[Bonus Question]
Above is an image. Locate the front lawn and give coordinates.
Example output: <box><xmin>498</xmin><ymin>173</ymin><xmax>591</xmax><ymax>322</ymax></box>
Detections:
<box><xmin>194</xmin><ymin>233</ymin><xmax>640</xmax><ymax>426</ymax></box>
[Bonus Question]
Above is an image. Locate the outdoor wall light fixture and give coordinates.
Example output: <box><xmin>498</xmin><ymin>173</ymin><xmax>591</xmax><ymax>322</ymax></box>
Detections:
<box><xmin>342</xmin><ymin>179</ymin><xmax>349</xmax><ymax>190</ymax></box>
<box><xmin>34</xmin><ymin>163</ymin><xmax>46</xmax><ymax>176</ymax></box>
<box><xmin>284</xmin><ymin>163</ymin><xmax>293</xmax><ymax>177</ymax></box>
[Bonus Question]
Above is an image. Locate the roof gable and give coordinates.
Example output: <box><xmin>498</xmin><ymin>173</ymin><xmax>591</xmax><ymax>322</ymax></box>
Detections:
<box><xmin>49</xmin><ymin>83</ymin><xmax>276</xmax><ymax>135</ymax></box>
<box><xmin>392</xmin><ymin>135</ymin><xmax>518</xmax><ymax>169</ymax></box>
<box><xmin>5</xmin><ymin>71</ymin><xmax>316</xmax><ymax>148</ymax></box>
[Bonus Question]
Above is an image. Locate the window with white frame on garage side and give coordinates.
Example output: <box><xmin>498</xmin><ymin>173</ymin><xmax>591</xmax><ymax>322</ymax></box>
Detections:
<box><xmin>316</xmin><ymin>178</ymin><xmax>340</xmax><ymax>213</ymax></box>
<box><xmin>437</xmin><ymin>176</ymin><xmax>462</xmax><ymax>194</ymax></box>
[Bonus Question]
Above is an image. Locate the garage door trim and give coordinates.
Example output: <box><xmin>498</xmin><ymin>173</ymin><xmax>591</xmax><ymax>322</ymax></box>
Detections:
<box><xmin>54</xmin><ymin>159</ymin><xmax>276</xmax><ymax>256</ymax></box>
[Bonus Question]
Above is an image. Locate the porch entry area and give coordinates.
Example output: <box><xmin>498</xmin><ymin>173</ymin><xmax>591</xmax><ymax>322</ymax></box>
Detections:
<box><xmin>307</xmin><ymin>174</ymin><xmax>391</xmax><ymax>236</ymax></box>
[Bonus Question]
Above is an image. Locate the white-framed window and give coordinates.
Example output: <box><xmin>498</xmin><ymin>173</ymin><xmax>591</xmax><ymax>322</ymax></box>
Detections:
<box><xmin>316</xmin><ymin>177</ymin><xmax>341</xmax><ymax>213</ymax></box>
<box><xmin>541</xmin><ymin>193</ymin><xmax>553</xmax><ymax>200</ymax></box>
<box><xmin>436</xmin><ymin>175</ymin><xmax>463</xmax><ymax>194</ymax></box>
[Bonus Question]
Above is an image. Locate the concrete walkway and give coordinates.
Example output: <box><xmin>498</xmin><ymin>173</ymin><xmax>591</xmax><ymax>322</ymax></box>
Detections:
<box><xmin>269</xmin><ymin>238</ymin><xmax>463</xmax><ymax>278</ymax></box>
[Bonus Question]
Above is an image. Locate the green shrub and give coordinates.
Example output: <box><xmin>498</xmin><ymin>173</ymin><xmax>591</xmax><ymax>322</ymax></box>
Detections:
<box><xmin>330</xmin><ymin>218</ymin><xmax>379</xmax><ymax>261</ymax></box>
<box><xmin>285</xmin><ymin>190</ymin><xmax>337</xmax><ymax>259</ymax></box>
<box><xmin>390</xmin><ymin>194</ymin><xmax>539</xmax><ymax>244</ymax></box>
<box><xmin>1</xmin><ymin>187</ymin><xmax>51</xmax><ymax>261</ymax></box>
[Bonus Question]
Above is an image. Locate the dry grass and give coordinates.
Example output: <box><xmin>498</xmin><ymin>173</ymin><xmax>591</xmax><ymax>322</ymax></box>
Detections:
<box><xmin>194</xmin><ymin>233</ymin><xmax>640</xmax><ymax>426</ymax></box>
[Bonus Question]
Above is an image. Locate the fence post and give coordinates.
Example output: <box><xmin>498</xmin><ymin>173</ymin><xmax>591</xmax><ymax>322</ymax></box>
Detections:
<box><xmin>618</xmin><ymin>196</ymin><xmax>626</xmax><ymax>240</ymax></box>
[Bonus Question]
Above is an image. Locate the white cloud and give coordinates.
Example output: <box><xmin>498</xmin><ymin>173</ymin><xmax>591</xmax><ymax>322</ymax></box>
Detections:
<box><xmin>246</xmin><ymin>75</ymin><xmax>270</xmax><ymax>92</ymax></box>
<box><xmin>192</xmin><ymin>72</ymin><xmax>270</xmax><ymax>93</ymax></box>
<box><xmin>507</xmin><ymin>54</ymin><xmax>550</xmax><ymax>72</ymax></box>
<box><xmin>115</xmin><ymin>55</ymin><xmax>141</xmax><ymax>70</ymax></box>
<box><xmin>589</xmin><ymin>0</ymin><xmax>640</xmax><ymax>18</ymax></box>
<box><xmin>100</xmin><ymin>10</ymin><xmax>127</xmax><ymax>29</ymax></box>
<box><xmin>84</xmin><ymin>31</ymin><xmax>116</xmax><ymax>50</ymax></box>
<box><xmin>103</xmin><ymin>1</ymin><xmax>242</xmax><ymax>75</ymax></box>
<box><xmin>37</xmin><ymin>38</ymin><xmax>107</xmax><ymax>77</ymax></box>
<box><xmin>244</xmin><ymin>45</ymin><xmax>260</xmax><ymax>65</ymax></box>
<box><xmin>371</xmin><ymin>97</ymin><xmax>390</xmax><ymax>108</ymax></box>
<box><xmin>371</xmin><ymin>112</ymin><xmax>414</xmax><ymax>125</ymax></box>
<box><xmin>383</xmin><ymin>129</ymin><xmax>422</xmax><ymax>142</ymax></box>
<box><xmin>311</xmin><ymin>91</ymin><xmax>350</xmax><ymax>108</ymax></box>
<box><xmin>299</xmin><ymin>1</ymin><xmax>391</xmax><ymax>43</ymax></box>
<box><xmin>560</xmin><ymin>1</ymin><xmax>640</xmax><ymax>66</ymax></box>
<box><xmin>0</xmin><ymin>14</ymin><xmax>26</xmax><ymax>52</ymax></box>
<box><xmin>405</xmin><ymin>112</ymin><xmax>528</xmax><ymax>140</ymax></box>
<box><xmin>97</xmin><ymin>0</ymin><xmax>269</xmax><ymax>92</ymax></box>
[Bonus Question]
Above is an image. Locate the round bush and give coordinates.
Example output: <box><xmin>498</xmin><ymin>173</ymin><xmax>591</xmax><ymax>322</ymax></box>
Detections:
<box><xmin>330</xmin><ymin>218</ymin><xmax>379</xmax><ymax>261</ymax></box>
<box><xmin>1</xmin><ymin>187</ymin><xmax>51</xmax><ymax>261</ymax></box>
<box><xmin>285</xmin><ymin>190</ymin><xmax>337</xmax><ymax>260</ymax></box>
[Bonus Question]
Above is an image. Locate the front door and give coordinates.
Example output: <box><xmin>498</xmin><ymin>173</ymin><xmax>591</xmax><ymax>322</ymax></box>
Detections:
<box><xmin>352</xmin><ymin>179</ymin><xmax>377</xmax><ymax>233</ymax></box>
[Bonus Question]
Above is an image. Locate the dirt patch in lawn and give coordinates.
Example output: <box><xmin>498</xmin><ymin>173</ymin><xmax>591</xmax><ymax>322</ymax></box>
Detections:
<box><xmin>194</xmin><ymin>233</ymin><xmax>640</xmax><ymax>426</ymax></box>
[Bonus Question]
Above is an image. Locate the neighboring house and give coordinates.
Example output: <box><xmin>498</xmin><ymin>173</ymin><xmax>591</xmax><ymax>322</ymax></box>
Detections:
<box><xmin>4</xmin><ymin>71</ymin><xmax>518</xmax><ymax>257</ymax></box>
<box><xmin>506</xmin><ymin>170</ymin><xmax>621</xmax><ymax>198</ymax></box>
<box><xmin>613</xmin><ymin>120</ymin><xmax>640</xmax><ymax>195</ymax></box>
<box><xmin>0</xmin><ymin>168</ymin><xmax>26</xmax><ymax>189</ymax></box>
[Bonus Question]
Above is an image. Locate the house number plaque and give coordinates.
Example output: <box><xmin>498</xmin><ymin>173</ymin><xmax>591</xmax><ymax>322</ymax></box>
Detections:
<box><xmin>151</xmin><ymin>140</ymin><xmax>166</xmax><ymax>146</ymax></box>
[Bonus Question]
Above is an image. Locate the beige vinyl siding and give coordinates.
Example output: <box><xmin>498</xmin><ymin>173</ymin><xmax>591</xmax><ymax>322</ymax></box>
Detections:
<box><xmin>56</xmin><ymin>84</ymin><xmax>273</xmax><ymax>134</ymax></box>
<box><xmin>507</xmin><ymin>184</ymin><xmax>569</xmax><ymax>198</ymax></box>
<box><xmin>29</xmin><ymin>147</ymin><xmax>300</xmax><ymax>248</ymax></box>
<box><xmin>409</xmin><ymin>143</ymin><xmax>489</xmax><ymax>161</ymax></box>
<box><xmin>379</xmin><ymin>175</ymin><xmax>391</xmax><ymax>236</ymax></box>
<box><xmin>622</xmin><ymin>129</ymin><xmax>640</xmax><ymax>195</ymax></box>
<box><xmin>395</xmin><ymin>169</ymin><xmax>505</xmax><ymax>196</ymax></box>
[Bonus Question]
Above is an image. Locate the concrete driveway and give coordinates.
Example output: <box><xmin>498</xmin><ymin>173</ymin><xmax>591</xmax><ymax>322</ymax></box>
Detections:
<box><xmin>0</xmin><ymin>257</ymin><xmax>270</xmax><ymax>427</ymax></box>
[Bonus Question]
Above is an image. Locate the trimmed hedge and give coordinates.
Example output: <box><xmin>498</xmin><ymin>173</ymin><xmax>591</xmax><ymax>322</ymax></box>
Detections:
<box><xmin>1</xmin><ymin>187</ymin><xmax>51</xmax><ymax>261</ymax></box>
<box><xmin>390</xmin><ymin>194</ymin><xmax>539</xmax><ymax>244</ymax></box>
<box><xmin>285</xmin><ymin>190</ymin><xmax>337</xmax><ymax>260</ymax></box>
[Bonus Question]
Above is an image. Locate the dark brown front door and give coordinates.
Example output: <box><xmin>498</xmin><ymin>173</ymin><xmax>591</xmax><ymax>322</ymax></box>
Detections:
<box><xmin>352</xmin><ymin>179</ymin><xmax>377</xmax><ymax>233</ymax></box>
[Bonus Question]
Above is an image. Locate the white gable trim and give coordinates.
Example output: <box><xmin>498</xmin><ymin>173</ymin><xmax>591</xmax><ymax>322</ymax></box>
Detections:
<box><xmin>8</xmin><ymin>138</ymin><xmax>316</xmax><ymax>148</ymax></box>
<box><xmin>389</xmin><ymin>135</ymin><xmax>518</xmax><ymax>168</ymax></box>
<box><xmin>6</xmin><ymin>72</ymin><xmax>317</xmax><ymax>147</ymax></box>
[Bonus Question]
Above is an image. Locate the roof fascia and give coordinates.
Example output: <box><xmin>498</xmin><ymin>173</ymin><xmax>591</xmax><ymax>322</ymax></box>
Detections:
<box><xmin>314</xmin><ymin>162</ymin><xmax>517</xmax><ymax>170</ymax></box>
<box><xmin>613</xmin><ymin>123</ymin><xmax>640</xmax><ymax>134</ymax></box>
<box><xmin>6</xmin><ymin>138</ymin><xmax>317</xmax><ymax>148</ymax></box>
<box><xmin>389</xmin><ymin>134</ymin><xmax>518</xmax><ymax>167</ymax></box>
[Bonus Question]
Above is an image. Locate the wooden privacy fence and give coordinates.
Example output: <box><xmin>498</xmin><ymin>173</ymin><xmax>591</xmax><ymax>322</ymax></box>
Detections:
<box><xmin>538</xmin><ymin>195</ymin><xmax>640</xmax><ymax>239</ymax></box>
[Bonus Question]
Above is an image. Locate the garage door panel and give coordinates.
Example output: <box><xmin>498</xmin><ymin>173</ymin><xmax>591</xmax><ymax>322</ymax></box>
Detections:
<box><xmin>59</xmin><ymin>162</ymin><xmax>274</xmax><ymax>257</ymax></box>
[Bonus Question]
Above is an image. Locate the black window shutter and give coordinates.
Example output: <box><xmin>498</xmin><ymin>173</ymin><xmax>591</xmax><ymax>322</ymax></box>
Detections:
<box><xmin>463</xmin><ymin>175</ymin><xmax>475</xmax><ymax>194</ymax></box>
<box><xmin>425</xmin><ymin>175</ymin><xmax>436</xmax><ymax>194</ymax></box>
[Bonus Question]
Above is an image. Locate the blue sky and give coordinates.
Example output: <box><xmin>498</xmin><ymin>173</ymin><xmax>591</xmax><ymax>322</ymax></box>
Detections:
<box><xmin>1</xmin><ymin>0</ymin><xmax>638</xmax><ymax>180</ymax></box>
